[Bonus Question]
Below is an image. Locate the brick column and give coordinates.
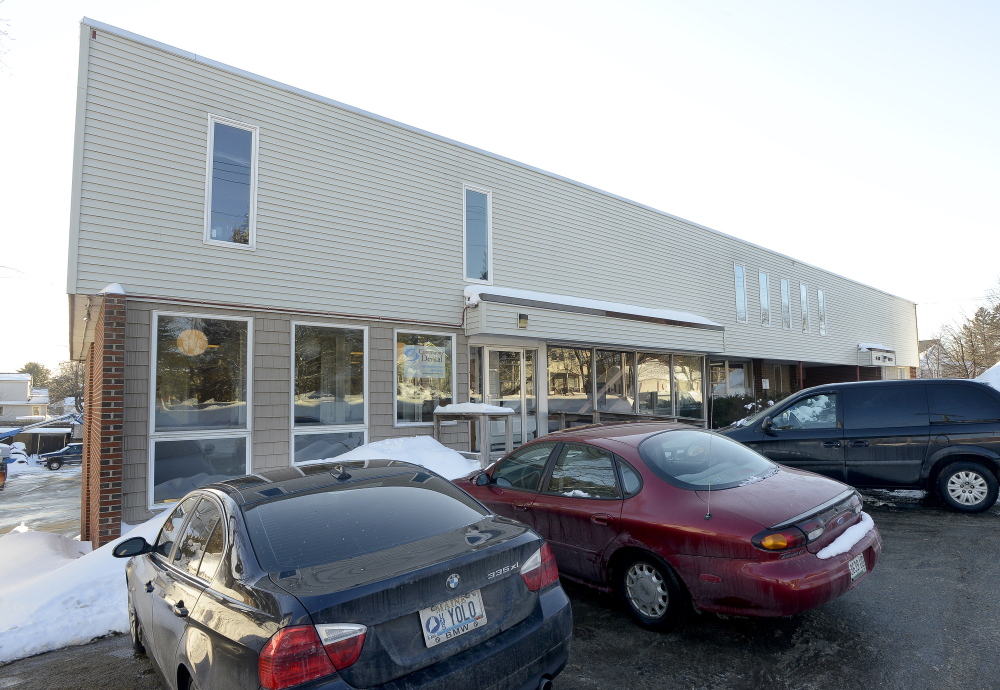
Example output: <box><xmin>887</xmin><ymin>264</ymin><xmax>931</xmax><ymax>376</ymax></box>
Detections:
<box><xmin>80</xmin><ymin>294</ymin><xmax>126</xmax><ymax>547</ymax></box>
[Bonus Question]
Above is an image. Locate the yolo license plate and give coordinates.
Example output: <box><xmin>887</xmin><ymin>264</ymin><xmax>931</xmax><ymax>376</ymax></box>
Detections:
<box><xmin>848</xmin><ymin>552</ymin><xmax>867</xmax><ymax>582</ymax></box>
<box><xmin>418</xmin><ymin>590</ymin><xmax>487</xmax><ymax>648</ymax></box>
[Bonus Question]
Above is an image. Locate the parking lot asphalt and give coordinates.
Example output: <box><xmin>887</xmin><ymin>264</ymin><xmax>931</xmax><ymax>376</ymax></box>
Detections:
<box><xmin>1</xmin><ymin>490</ymin><xmax>997</xmax><ymax>689</ymax></box>
<box><xmin>0</xmin><ymin>465</ymin><xmax>82</xmax><ymax>537</ymax></box>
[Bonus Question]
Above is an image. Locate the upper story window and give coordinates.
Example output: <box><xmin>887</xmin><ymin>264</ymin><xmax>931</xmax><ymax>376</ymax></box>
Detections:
<box><xmin>800</xmin><ymin>283</ymin><xmax>810</xmax><ymax>333</ymax></box>
<box><xmin>780</xmin><ymin>278</ymin><xmax>791</xmax><ymax>329</ymax></box>
<box><xmin>817</xmin><ymin>289</ymin><xmax>827</xmax><ymax>335</ymax></box>
<box><xmin>758</xmin><ymin>272</ymin><xmax>771</xmax><ymax>326</ymax></box>
<box><xmin>464</xmin><ymin>185</ymin><xmax>492</xmax><ymax>283</ymax></box>
<box><xmin>205</xmin><ymin>116</ymin><xmax>259</xmax><ymax>249</ymax></box>
<box><xmin>734</xmin><ymin>264</ymin><xmax>748</xmax><ymax>323</ymax></box>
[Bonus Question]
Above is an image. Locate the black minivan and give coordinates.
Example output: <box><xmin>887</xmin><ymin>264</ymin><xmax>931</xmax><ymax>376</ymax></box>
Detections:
<box><xmin>721</xmin><ymin>379</ymin><xmax>1000</xmax><ymax>512</ymax></box>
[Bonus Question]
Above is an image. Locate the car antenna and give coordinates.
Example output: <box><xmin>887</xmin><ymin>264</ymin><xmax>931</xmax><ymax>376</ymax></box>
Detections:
<box><xmin>704</xmin><ymin>436</ymin><xmax>713</xmax><ymax>520</ymax></box>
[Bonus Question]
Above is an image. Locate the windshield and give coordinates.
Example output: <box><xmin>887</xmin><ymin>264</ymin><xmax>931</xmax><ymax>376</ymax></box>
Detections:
<box><xmin>638</xmin><ymin>429</ymin><xmax>777</xmax><ymax>490</ymax></box>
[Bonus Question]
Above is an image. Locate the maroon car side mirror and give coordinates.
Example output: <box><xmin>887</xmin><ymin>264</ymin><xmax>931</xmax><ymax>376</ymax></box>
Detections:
<box><xmin>475</xmin><ymin>472</ymin><xmax>492</xmax><ymax>487</ymax></box>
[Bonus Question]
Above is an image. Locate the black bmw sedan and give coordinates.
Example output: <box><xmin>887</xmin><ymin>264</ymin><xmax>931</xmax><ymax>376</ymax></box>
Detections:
<box><xmin>113</xmin><ymin>460</ymin><xmax>572</xmax><ymax>690</ymax></box>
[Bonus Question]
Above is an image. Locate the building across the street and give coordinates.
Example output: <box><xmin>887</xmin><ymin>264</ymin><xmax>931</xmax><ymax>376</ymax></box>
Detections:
<box><xmin>66</xmin><ymin>19</ymin><xmax>918</xmax><ymax>545</ymax></box>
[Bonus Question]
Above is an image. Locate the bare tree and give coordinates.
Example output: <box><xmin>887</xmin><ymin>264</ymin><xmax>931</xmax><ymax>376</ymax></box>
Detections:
<box><xmin>48</xmin><ymin>361</ymin><xmax>85</xmax><ymax>413</ymax></box>
<box><xmin>937</xmin><ymin>287</ymin><xmax>1000</xmax><ymax>378</ymax></box>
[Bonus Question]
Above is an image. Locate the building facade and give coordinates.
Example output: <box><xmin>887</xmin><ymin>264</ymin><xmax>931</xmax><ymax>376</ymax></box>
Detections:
<box><xmin>67</xmin><ymin>20</ymin><xmax>918</xmax><ymax>544</ymax></box>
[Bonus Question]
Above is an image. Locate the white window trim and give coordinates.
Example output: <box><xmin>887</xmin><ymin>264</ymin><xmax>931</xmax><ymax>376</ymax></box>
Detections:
<box><xmin>780</xmin><ymin>278</ymin><xmax>791</xmax><ymax>330</ymax></box>
<box><xmin>734</xmin><ymin>263</ymin><xmax>748</xmax><ymax>324</ymax></box>
<box><xmin>394</xmin><ymin>329</ymin><xmax>457</xmax><ymax>427</ymax></box>
<box><xmin>800</xmin><ymin>283</ymin><xmax>811</xmax><ymax>333</ymax></box>
<box><xmin>148</xmin><ymin>311</ymin><xmax>253</xmax><ymax>510</ymax></box>
<box><xmin>463</xmin><ymin>184</ymin><xmax>493</xmax><ymax>285</ymax></box>
<box><xmin>290</xmin><ymin>321</ymin><xmax>369</xmax><ymax>464</ymax></box>
<box><xmin>817</xmin><ymin>289</ymin><xmax>828</xmax><ymax>336</ymax></box>
<box><xmin>203</xmin><ymin>114</ymin><xmax>259</xmax><ymax>251</ymax></box>
<box><xmin>758</xmin><ymin>271</ymin><xmax>771</xmax><ymax>327</ymax></box>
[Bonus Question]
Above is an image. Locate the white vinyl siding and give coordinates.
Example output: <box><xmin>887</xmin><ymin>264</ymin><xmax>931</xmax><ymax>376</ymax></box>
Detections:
<box><xmin>70</xmin><ymin>22</ymin><xmax>919</xmax><ymax>369</ymax></box>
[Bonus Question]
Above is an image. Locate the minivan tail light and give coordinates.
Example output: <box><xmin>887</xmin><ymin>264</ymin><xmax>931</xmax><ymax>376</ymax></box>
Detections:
<box><xmin>751</xmin><ymin>527</ymin><xmax>807</xmax><ymax>551</ymax></box>
<box><xmin>259</xmin><ymin>626</ymin><xmax>335</xmax><ymax>690</ymax></box>
<box><xmin>521</xmin><ymin>542</ymin><xmax>559</xmax><ymax>591</ymax></box>
<box><xmin>315</xmin><ymin>623</ymin><xmax>367</xmax><ymax>670</ymax></box>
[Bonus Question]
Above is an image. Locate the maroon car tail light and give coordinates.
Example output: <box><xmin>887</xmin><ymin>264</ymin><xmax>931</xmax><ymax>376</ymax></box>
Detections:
<box><xmin>751</xmin><ymin>527</ymin><xmax>807</xmax><ymax>551</ymax></box>
<box><xmin>259</xmin><ymin>625</ymin><xmax>337</xmax><ymax>689</ymax></box>
<box><xmin>316</xmin><ymin>623</ymin><xmax>367</xmax><ymax>670</ymax></box>
<box><xmin>521</xmin><ymin>542</ymin><xmax>559</xmax><ymax>591</ymax></box>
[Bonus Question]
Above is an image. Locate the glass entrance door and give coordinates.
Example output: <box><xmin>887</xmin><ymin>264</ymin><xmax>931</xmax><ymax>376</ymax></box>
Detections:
<box><xmin>485</xmin><ymin>349</ymin><xmax>537</xmax><ymax>451</ymax></box>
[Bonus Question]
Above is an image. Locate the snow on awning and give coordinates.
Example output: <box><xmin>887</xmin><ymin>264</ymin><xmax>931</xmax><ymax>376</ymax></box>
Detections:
<box><xmin>857</xmin><ymin>343</ymin><xmax>892</xmax><ymax>351</ymax></box>
<box><xmin>464</xmin><ymin>286</ymin><xmax>723</xmax><ymax>332</ymax></box>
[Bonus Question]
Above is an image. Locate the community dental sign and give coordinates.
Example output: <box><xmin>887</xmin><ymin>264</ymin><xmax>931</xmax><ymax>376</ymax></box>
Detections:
<box><xmin>403</xmin><ymin>345</ymin><xmax>448</xmax><ymax>378</ymax></box>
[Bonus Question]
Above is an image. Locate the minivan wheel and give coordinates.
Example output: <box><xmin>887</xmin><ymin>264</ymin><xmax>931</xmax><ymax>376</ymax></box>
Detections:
<box><xmin>937</xmin><ymin>462</ymin><xmax>999</xmax><ymax>513</ymax></box>
<box><xmin>616</xmin><ymin>553</ymin><xmax>688</xmax><ymax>631</ymax></box>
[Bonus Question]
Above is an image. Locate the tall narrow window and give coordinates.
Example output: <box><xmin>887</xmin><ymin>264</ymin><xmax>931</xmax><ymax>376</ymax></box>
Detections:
<box><xmin>817</xmin><ymin>289</ymin><xmax>827</xmax><ymax>335</ymax></box>
<box><xmin>734</xmin><ymin>265</ymin><xmax>747</xmax><ymax>323</ymax></box>
<box><xmin>780</xmin><ymin>279</ymin><xmax>791</xmax><ymax>330</ymax></box>
<box><xmin>205</xmin><ymin>116</ymin><xmax>258</xmax><ymax>248</ymax></box>
<box><xmin>800</xmin><ymin>284</ymin><xmax>810</xmax><ymax>333</ymax></box>
<box><xmin>464</xmin><ymin>186</ymin><xmax>491</xmax><ymax>283</ymax></box>
<box><xmin>759</xmin><ymin>272</ymin><xmax>771</xmax><ymax>326</ymax></box>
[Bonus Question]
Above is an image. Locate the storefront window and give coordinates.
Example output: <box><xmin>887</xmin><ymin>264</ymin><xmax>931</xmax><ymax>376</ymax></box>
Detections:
<box><xmin>710</xmin><ymin>360</ymin><xmax>751</xmax><ymax>397</ymax></box>
<box><xmin>396</xmin><ymin>332</ymin><xmax>454</xmax><ymax>424</ymax></box>
<box><xmin>674</xmin><ymin>355</ymin><xmax>704</xmax><ymax>419</ymax></box>
<box><xmin>152</xmin><ymin>436</ymin><xmax>248</xmax><ymax>504</ymax></box>
<box><xmin>637</xmin><ymin>352</ymin><xmax>671</xmax><ymax>415</ymax></box>
<box><xmin>293</xmin><ymin>431</ymin><xmax>366</xmax><ymax>464</ymax></box>
<box><xmin>293</xmin><ymin>325</ymin><xmax>365</xmax><ymax>426</ymax></box>
<box><xmin>154</xmin><ymin>315</ymin><xmax>248</xmax><ymax>432</ymax></box>
<box><xmin>597</xmin><ymin>350</ymin><xmax>635</xmax><ymax>413</ymax></box>
<box><xmin>547</xmin><ymin>347</ymin><xmax>593</xmax><ymax>418</ymax></box>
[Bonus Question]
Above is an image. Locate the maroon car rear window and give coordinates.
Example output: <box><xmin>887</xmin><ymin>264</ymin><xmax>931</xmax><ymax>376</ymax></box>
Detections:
<box><xmin>638</xmin><ymin>430</ymin><xmax>777</xmax><ymax>491</ymax></box>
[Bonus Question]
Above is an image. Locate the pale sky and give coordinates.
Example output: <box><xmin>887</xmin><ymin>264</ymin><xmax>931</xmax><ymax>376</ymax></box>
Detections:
<box><xmin>1</xmin><ymin>0</ymin><xmax>997</xmax><ymax>373</ymax></box>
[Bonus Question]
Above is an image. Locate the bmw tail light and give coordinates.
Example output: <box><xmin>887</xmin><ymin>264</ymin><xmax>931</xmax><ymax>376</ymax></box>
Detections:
<box><xmin>751</xmin><ymin>527</ymin><xmax>807</xmax><ymax>551</ymax></box>
<box><xmin>521</xmin><ymin>542</ymin><xmax>559</xmax><ymax>591</ymax></box>
<box><xmin>259</xmin><ymin>626</ymin><xmax>336</xmax><ymax>690</ymax></box>
<box><xmin>315</xmin><ymin>624</ymin><xmax>367</xmax><ymax>670</ymax></box>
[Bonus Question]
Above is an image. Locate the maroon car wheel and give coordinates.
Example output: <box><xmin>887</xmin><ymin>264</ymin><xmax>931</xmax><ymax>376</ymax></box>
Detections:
<box><xmin>617</xmin><ymin>553</ymin><xmax>688</xmax><ymax>631</ymax></box>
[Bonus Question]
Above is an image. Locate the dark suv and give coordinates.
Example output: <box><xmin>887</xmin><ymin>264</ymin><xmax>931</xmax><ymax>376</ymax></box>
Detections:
<box><xmin>39</xmin><ymin>443</ymin><xmax>83</xmax><ymax>470</ymax></box>
<box><xmin>721</xmin><ymin>379</ymin><xmax>1000</xmax><ymax>512</ymax></box>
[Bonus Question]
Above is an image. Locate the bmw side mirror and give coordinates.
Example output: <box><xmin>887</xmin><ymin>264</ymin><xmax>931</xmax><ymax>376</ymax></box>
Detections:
<box><xmin>112</xmin><ymin>536</ymin><xmax>153</xmax><ymax>558</ymax></box>
<box><xmin>761</xmin><ymin>416</ymin><xmax>774</xmax><ymax>432</ymax></box>
<box><xmin>475</xmin><ymin>472</ymin><xmax>492</xmax><ymax>487</ymax></box>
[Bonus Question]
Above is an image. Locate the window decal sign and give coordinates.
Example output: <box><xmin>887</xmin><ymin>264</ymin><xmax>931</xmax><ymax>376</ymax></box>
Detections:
<box><xmin>403</xmin><ymin>345</ymin><xmax>447</xmax><ymax>379</ymax></box>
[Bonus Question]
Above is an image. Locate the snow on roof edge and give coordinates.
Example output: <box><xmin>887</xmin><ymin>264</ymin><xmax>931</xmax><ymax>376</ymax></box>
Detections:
<box><xmin>464</xmin><ymin>286</ymin><xmax>721</xmax><ymax>328</ymax></box>
<box><xmin>857</xmin><ymin>343</ymin><xmax>893</xmax><ymax>351</ymax></box>
<box><xmin>98</xmin><ymin>283</ymin><xmax>126</xmax><ymax>295</ymax></box>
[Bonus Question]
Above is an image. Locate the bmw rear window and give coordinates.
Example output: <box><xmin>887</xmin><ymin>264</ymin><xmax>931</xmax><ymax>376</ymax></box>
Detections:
<box><xmin>242</xmin><ymin>474</ymin><xmax>489</xmax><ymax>572</ymax></box>
<box><xmin>638</xmin><ymin>429</ymin><xmax>777</xmax><ymax>491</ymax></box>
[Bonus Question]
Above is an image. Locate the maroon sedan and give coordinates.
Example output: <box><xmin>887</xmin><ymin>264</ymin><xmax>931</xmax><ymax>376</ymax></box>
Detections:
<box><xmin>459</xmin><ymin>423</ymin><xmax>881</xmax><ymax>630</ymax></box>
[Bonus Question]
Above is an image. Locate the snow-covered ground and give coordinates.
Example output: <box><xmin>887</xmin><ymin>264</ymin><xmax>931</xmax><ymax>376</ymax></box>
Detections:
<box><xmin>0</xmin><ymin>437</ymin><xmax>479</xmax><ymax>664</ymax></box>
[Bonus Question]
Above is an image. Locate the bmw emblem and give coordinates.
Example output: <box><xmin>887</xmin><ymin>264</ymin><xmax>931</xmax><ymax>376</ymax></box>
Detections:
<box><xmin>446</xmin><ymin>574</ymin><xmax>460</xmax><ymax>590</ymax></box>
<box><xmin>837</xmin><ymin>516</ymin><xmax>845</xmax><ymax>525</ymax></box>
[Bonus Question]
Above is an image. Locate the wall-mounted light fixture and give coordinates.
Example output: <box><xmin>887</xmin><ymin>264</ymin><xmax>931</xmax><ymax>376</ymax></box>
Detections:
<box><xmin>517</xmin><ymin>313</ymin><xmax>528</xmax><ymax>329</ymax></box>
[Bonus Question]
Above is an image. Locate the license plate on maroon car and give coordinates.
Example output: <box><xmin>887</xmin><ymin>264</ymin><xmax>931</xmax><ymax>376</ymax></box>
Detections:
<box><xmin>419</xmin><ymin>590</ymin><xmax>487</xmax><ymax>648</ymax></box>
<box><xmin>848</xmin><ymin>553</ymin><xmax>867</xmax><ymax>581</ymax></box>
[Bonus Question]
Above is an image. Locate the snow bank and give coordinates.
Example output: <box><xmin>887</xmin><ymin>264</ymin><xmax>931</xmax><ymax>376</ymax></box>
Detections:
<box><xmin>974</xmin><ymin>362</ymin><xmax>1000</xmax><ymax>391</ymax></box>
<box><xmin>816</xmin><ymin>512</ymin><xmax>875</xmax><ymax>560</ymax></box>
<box><xmin>309</xmin><ymin>435</ymin><xmax>480</xmax><ymax>480</ymax></box>
<box><xmin>0</xmin><ymin>512</ymin><xmax>169</xmax><ymax>664</ymax></box>
<box><xmin>434</xmin><ymin>403</ymin><xmax>514</xmax><ymax>414</ymax></box>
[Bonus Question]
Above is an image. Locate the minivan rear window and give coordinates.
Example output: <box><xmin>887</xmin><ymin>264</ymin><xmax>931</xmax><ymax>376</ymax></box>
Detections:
<box><xmin>242</xmin><ymin>477</ymin><xmax>489</xmax><ymax>572</ymax></box>
<box><xmin>928</xmin><ymin>384</ymin><xmax>1000</xmax><ymax>424</ymax></box>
